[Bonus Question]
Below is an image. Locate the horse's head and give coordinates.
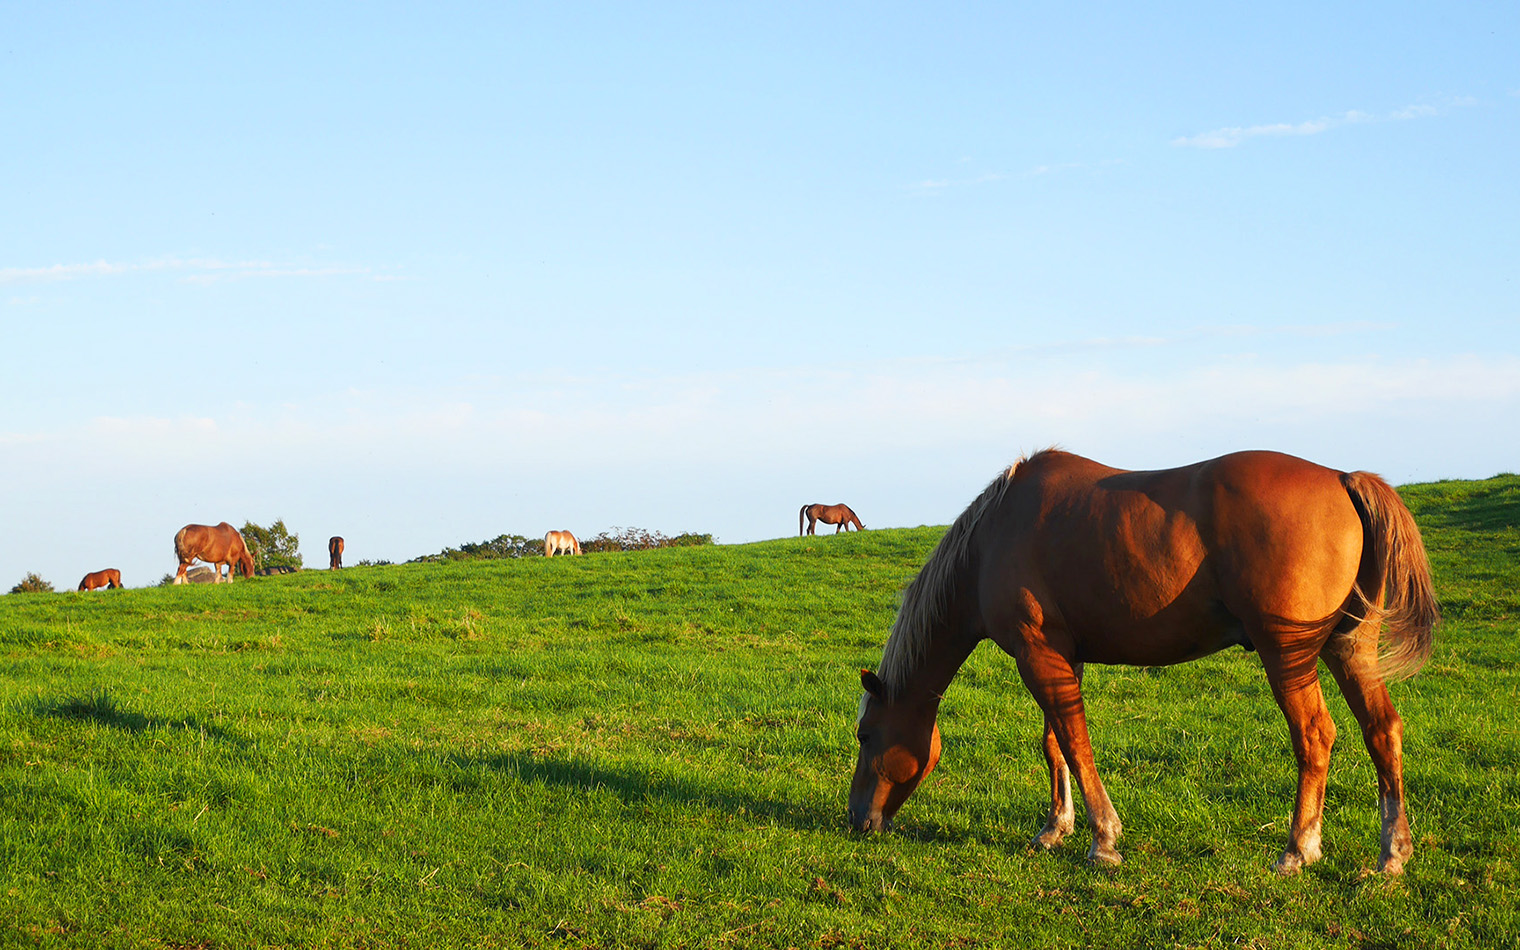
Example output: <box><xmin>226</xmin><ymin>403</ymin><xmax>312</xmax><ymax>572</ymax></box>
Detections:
<box><xmin>848</xmin><ymin>669</ymin><xmax>941</xmax><ymax>832</ymax></box>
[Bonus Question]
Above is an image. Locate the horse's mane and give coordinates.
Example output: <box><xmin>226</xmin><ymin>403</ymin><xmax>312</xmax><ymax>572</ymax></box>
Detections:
<box><xmin>877</xmin><ymin>452</ymin><xmax>1041</xmax><ymax>697</ymax></box>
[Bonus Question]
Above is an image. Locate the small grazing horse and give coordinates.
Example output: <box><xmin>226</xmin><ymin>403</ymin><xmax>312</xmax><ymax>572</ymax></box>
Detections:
<box><xmin>172</xmin><ymin>522</ymin><xmax>255</xmax><ymax>584</ymax></box>
<box><xmin>849</xmin><ymin>450</ymin><xmax>1437</xmax><ymax>875</ymax></box>
<box><xmin>545</xmin><ymin>530</ymin><xmax>581</xmax><ymax>557</ymax></box>
<box><xmin>78</xmin><ymin>569</ymin><xmax>123</xmax><ymax>591</ymax></box>
<box><xmin>800</xmin><ymin>503</ymin><xmax>864</xmax><ymax>536</ymax></box>
<box><xmin>329</xmin><ymin>536</ymin><xmax>344</xmax><ymax>570</ymax></box>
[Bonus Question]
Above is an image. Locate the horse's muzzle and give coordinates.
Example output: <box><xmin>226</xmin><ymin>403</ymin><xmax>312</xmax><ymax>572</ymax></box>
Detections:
<box><xmin>847</xmin><ymin>808</ymin><xmax>892</xmax><ymax>833</ymax></box>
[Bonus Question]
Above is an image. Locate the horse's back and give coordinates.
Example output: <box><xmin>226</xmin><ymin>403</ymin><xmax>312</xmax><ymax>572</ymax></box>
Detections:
<box><xmin>982</xmin><ymin>450</ymin><xmax>1364</xmax><ymax>663</ymax></box>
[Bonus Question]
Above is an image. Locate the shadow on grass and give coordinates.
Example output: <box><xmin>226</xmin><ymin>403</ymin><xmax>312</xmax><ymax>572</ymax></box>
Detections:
<box><xmin>30</xmin><ymin>689</ymin><xmax>247</xmax><ymax>746</ymax></box>
<box><xmin>465</xmin><ymin>749</ymin><xmax>846</xmax><ymax>835</ymax></box>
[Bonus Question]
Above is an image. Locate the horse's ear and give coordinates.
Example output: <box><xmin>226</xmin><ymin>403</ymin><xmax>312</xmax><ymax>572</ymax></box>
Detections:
<box><xmin>860</xmin><ymin>669</ymin><xmax>886</xmax><ymax>698</ymax></box>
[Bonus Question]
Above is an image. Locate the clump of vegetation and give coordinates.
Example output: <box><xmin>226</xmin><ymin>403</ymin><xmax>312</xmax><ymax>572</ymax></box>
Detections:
<box><xmin>408</xmin><ymin>528</ymin><xmax>714</xmax><ymax>562</ymax></box>
<box><xmin>355</xmin><ymin>559</ymin><xmax>394</xmax><ymax>567</ymax></box>
<box><xmin>579</xmin><ymin>527</ymin><xmax>714</xmax><ymax>553</ymax></box>
<box><xmin>8</xmin><ymin>572</ymin><xmax>54</xmax><ymax>594</ymax></box>
<box><xmin>241</xmin><ymin>519</ymin><xmax>302</xmax><ymax>571</ymax></box>
<box><xmin>409</xmin><ymin>534</ymin><xmax>542</xmax><ymax>564</ymax></box>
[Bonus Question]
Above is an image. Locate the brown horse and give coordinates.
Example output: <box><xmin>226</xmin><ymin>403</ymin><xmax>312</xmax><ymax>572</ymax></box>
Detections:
<box><xmin>545</xmin><ymin>530</ymin><xmax>581</xmax><ymax>557</ymax></box>
<box><xmin>173</xmin><ymin>522</ymin><xmax>255</xmax><ymax>584</ymax></box>
<box><xmin>849</xmin><ymin>449</ymin><xmax>1437</xmax><ymax>875</ymax></box>
<box><xmin>800</xmin><ymin>503</ymin><xmax>864</xmax><ymax>536</ymax></box>
<box><xmin>78</xmin><ymin>569</ymin><xmax>123</xmax><ymax>591</ymax></box>
<box><xmin>329</xmin><ymin>536</ymin><xmax>344</xmax><ymax>570</ymax></box>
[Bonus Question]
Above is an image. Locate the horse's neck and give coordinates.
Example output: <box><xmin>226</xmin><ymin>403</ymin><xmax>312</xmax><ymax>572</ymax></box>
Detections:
<box><xmin>889</xmin><ymin>609</ymin><xmax>980</xmax><ymax>703</ymax></box>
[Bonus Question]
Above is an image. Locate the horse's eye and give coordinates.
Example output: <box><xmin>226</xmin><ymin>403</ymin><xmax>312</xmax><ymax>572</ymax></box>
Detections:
<box><xmin>856</xmin><ymin>731</ymin><xmax>869</xmax><ymax>745</ymax></box>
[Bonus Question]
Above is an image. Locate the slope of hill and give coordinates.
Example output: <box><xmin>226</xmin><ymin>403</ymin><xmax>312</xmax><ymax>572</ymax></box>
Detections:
<box><xmin>1</xmin><ymin>482</ymin><xmax>1515</xmax><ymax>948</ymax></box>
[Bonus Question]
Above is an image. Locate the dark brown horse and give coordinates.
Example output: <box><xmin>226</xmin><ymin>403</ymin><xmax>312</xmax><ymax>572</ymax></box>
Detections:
<box><xmin>329</xmin><ymin>536</ymin><xmax>344</xmax><ymax>570</ymax></box>
<box><xmin>849</xmin><ymin>449</ymin><xmax>1437</xmax><ymax>875</ymax></box>
<box><xmin>78</xmin><ymin>569</ymin><xmax>123</xmax><ymax>591</ymax></box>
<box><xmin>173</xmin><ymin>522</ymin><xmax>255</xmax><ymax>584</ymax></box>
<box><xmin>800</xmin><ymin>503</ymin><xmax>864</xmax><ymax>536</ymax></box>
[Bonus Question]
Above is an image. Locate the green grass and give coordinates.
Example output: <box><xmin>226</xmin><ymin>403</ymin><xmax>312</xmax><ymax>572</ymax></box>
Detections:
<box><xmin>1</xmin><ymin>479</ymin><xmax>1516</xmax><ymax>948</ymax></box>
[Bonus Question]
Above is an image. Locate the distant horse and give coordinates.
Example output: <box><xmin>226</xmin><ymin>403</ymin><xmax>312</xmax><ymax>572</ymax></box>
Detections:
<box><xmin>329</xmin><ymin>536</ymin><xmax>344</xmax><ymax>570</ymax></box>
<box><xmin>800</xmin><ymin>503</ymin><xmax>864</xmax><ymax>536</ymax></box>
<box><xmin>172</xmin><ymin>522</ymin><xmax>255</xmax><ymax>584</ymax></box>
<box><xmin>78</xmin><ymin>569</ymin><xmax>123</xmax><ymax>591</ymax></box>
<box><xmin>545</xmin><ymin>530</ymin><xmax>581</xmax><ymax>557</ymax></box>
<box><xmin>849</xmin><ymin>450</ymin><xmax>1437</xmax><ymax>875</ymax></box>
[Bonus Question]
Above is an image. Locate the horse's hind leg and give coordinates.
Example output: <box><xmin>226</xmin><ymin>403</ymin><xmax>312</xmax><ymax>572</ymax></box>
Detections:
<box><xmin>1322</xmin><ymin>631</ymin><xmax>1413</xmax><ymax>874</ymax></box>
<box><xmin>1258</xmin><ymin>645</ymin><xmax>1337</xmax><ymax>873</ymax></box>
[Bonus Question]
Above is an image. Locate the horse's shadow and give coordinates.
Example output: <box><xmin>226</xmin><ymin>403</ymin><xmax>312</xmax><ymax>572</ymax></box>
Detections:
<box><xmin>460</xmin><ymin>749</ymin><xmax>845</xmax><ymax>835</ymax></box>
<box><xmin>30</xmin><ymin>689</ymin><xmax>248</xmax><ymax>748</ymax></box>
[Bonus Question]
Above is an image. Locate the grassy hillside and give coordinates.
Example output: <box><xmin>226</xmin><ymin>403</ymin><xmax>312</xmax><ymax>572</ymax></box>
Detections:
<box><xmin>1</xmin><ymin>479</ymin><xmax>1516</xmax><ymax>949</ymax></box>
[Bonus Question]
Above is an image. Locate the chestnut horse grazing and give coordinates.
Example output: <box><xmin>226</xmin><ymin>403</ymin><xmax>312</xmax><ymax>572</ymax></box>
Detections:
<box><xmin>329</xmin><ymin>536</ymin><xmax>344</xmax><ymax>570</ymax></box>
<box><xmin>173</xmin><ymin>522</ymin><xmax>255</xmax><ymax>584</ymax></box>
<box><xmin>78</xmin><ymin>569</ymin><xmax>123</xmax><ymax>591</ymax></box>
<box><xmin>800</xmin><ymin>503</ymin><xmax>864</xmax><ymax>536</ymax></box>
<box><xmin>545</xmin><ymin>530</ymin><xmax>581</xmax><ymax>557</ymax></box>
<box><xmin>850</xmin><ymin>450</ymin><xmax>1437</xmax><ymax>875</ymax></box>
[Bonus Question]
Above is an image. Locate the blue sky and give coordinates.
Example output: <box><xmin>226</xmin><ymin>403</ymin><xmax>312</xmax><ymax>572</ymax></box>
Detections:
<box><xmin>3</xmin><ymin>2</ymin><xmax>1517</xmax><ymax>588</ymax></box>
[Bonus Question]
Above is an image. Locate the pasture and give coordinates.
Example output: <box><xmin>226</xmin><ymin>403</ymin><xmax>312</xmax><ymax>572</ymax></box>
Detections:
<box><xmin>1</xmin><ymin>476</ymin><xmax>1516</xmax><ymax>948</ymax></box>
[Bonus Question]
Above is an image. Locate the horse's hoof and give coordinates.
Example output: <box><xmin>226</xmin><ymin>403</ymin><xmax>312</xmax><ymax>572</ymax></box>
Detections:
<box><xmin>1087</xmin><ymin>844</ymin><xmax>1122</xmax><ymax>866</ymax></box>
<box><xmin>1273</xmin><ymin>853</ymin><xmax>1305</xmax><ymax>875</ymax></box>
<box><xmin>1031</xmin><ymin>832</ymin><xmax>1063</xmax><ymax>851</ymax></box>
<box><xmin>1378</xmin><ymin>854</ymin><xmax>1406</xmax><ymax>876</ymax></box>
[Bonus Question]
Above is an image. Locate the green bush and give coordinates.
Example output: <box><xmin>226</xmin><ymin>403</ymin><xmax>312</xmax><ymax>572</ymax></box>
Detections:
<box><xmin>240</xmin><ymin>519</ymin><xmax>302</xmax><ymax>571</ymax></box>
<box><xmin>409</xmin><ymin>534</ymin><xmax>542</xmax><ymax>563</ymax></box>
<box><xmin>8</xmin><ymin>572</ymin><xmax>54</xmax><ymax>594</ymax></box>
<box><xmin>579</xmin><ymin>527</ymin><xmax>714</xmax><ymax>553</ymax></box>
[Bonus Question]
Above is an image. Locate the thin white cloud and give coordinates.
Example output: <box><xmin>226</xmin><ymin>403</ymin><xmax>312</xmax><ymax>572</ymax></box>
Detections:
<box><xmin>0</xmin><ymin>256</ymin><xmax>382</xmax><ymax>285</ymax></box>
<box><xmin>909</xmin><ymin>172</ymin><xmax>1005</xmax><ymax>193</ymax></box>
<box><xmin>911</xmin><ymin>160</ymin><xmax>1122</xmax><ymax>193</ymax></box>
<box><xmin>1174</xmin><ymin>99</ymin><xmax>1468</xmax><ymax>149</ymax></box>
<box><xmin>1174</xmin><ymin>114</ymin><xmax>1351</xmax><ymax>149</ymax></box>
<box><xmin>0</xmin><ymin>261</ymin><xmax>132</xmax><ymax>283</ymax></box>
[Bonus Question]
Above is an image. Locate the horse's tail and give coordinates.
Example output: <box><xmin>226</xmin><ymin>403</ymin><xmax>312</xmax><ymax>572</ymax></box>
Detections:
<box><xmin>1341</xmin><ymin>471</ymin><xmax>1439</xmax><ymax>681</ymax></box>
<box><xmin>800</xmin><ymin>505</ymin><xmax>809</xmax><ymax>536</ymax></box>
<box><xmin>173</xmin><ymin>526</ymin><xmax>190</xmax><ymax>562</ymax></box>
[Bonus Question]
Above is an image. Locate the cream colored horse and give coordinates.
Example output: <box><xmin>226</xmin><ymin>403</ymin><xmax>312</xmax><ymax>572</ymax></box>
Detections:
<box><xmin>544</xmin><ymin>530</ymin><xmax>581</xmax><ymax>557</ymax></box>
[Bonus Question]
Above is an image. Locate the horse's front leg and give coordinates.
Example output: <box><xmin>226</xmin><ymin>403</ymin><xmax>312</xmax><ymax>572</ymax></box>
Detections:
<box><xmin>1032</xmin><ymin>713</ymin><xmax>1076</xmax><ymax>850</ymax></box>
<box><xmin>1015</xmin><ymin>644</ymin><xmax>1122</xmax><ymax>865</ymax></box>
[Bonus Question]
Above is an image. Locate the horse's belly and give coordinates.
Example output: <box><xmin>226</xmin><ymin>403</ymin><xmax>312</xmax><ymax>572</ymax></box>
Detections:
<box><xmin>1072</xmin><ymin>604</ymin><xmax>1250</xmax><ymax>666</ymax></box>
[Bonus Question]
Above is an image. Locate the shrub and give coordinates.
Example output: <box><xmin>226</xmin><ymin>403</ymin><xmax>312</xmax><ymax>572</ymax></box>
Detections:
<box><xmin>9</xmin><ymin>572</ymin><xmax>55</xmax><ymax>594</ymax></box>
<box><xmin>408</xmin><ymin>534</ymin><xmax>542</xmax><ymax>564</ymax></box>
<box><xmin>355</xmin><ymin>559</ymin><xmax>394</xmax><ymax>567</ymax></box>
<box><xmin>241</xmin><ymin>519</ymin><xmax>302</xmax><ymax>571</ymax></box>
<box><xmin>579</xmin><ymin>528</ymin><xmax>714</xmax><ymax>554</ymax></box>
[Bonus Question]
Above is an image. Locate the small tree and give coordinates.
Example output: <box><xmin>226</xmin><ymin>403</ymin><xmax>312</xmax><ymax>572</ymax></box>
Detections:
<box><xmin>241</xmin><ymin>519</ymin><xmax>302</xmax><ymax>572</ymax></box>
<box><xmin>9</xmin><ymin>572</ymin><xmax>54</xmax><ymax>594</ymax></box>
